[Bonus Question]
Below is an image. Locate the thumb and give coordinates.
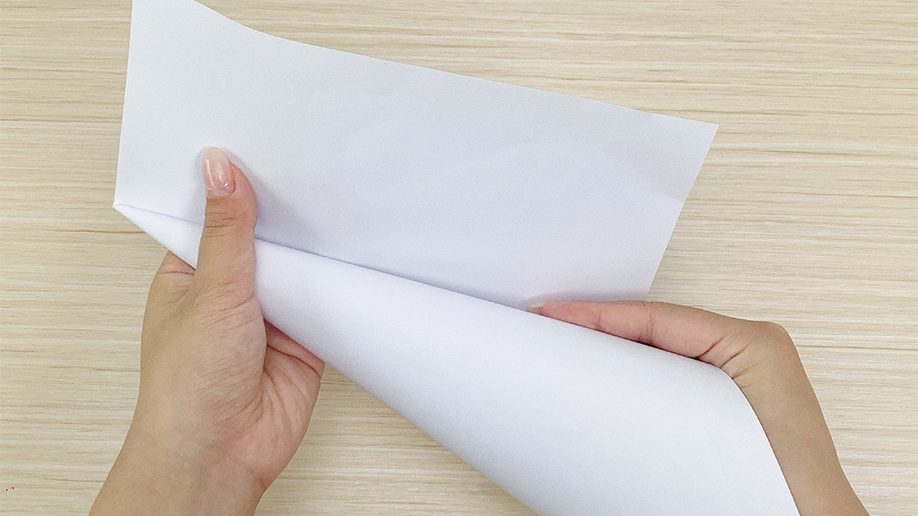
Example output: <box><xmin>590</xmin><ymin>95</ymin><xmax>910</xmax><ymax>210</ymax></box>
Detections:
<box><xmin>192</xmin><ymin>147</ymin><xmax>258</xmax><ymax>302</ymax></box>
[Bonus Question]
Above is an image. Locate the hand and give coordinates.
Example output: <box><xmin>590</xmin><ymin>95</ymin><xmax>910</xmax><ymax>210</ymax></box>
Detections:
<box><xmin>528</xmin><ymin>300</ymin><xmax>868</xmax><ymax>516</ymax></box>
<box><xmin>91</xmin><ymin>148</ymin><xmax>325</xmax><ymax>516</ymax></box>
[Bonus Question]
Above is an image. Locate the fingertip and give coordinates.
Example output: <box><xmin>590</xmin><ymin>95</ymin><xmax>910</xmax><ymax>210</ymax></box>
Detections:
<box><xmin>202</xmin><ymin>147</ymin><xmax>235</xmax><ymax>198</ymax></box>
<box><xmin>525</xmin><ymin>301</ymin><xmax>546</xmax><ymax>314</ymax></box>
<box><xmin>525</xmin><ymin>299</ymin><xmax>562</xmax><ymax>314</ymax></box>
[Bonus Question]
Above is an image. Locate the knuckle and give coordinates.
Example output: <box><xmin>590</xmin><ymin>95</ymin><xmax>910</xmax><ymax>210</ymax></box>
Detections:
<box><xmin>203</xmin><ymin>215</ymin><xmax>242</xmax><ymax>233</ymax></box>
<box><xmin>745</xmin><ymin>320</ymin><xmax>795</xmax><ymax>357</ymax></box>
<box><xmin>757</xmin><ymin>321</ymin><xmax>792</xmax><ymax>342</ymax></box>
<box><xmin>203</xmin><ymin>204</ymin><xmax>256</xmax><ymax>232</ymax></box>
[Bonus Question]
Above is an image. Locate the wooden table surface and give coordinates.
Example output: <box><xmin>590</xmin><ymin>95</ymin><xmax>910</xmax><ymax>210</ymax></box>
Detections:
<box><xmin>2</xmin><ymin>1</ymin><xmax>916</xmax><ymax>514</ymax></box>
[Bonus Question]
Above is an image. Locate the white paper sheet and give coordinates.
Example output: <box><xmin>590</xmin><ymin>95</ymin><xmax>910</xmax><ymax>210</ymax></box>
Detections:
<box><xmin>114</xmin><ymin>1</ymin><xmax>799</xmax><ymax>514</ymax></box>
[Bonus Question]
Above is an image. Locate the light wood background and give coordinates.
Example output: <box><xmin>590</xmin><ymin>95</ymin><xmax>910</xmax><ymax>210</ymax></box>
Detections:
<box><xmin>1</xmin><ymin>0</ymin><xmax>915</xmax><ymax>514</ymax></box>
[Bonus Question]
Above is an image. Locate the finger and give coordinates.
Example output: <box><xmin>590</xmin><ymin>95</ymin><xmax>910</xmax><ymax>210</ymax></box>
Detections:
<box><xmin>531</xmin><ymin>300</ymin><xmax>754</xmax><ymax>370</ymax></box>
<box><xmin>156</xmin><ymin>250</ymin><xmax>195</xmax><ymax>276</ymax></box>
<box><xmin>146</xmin><ymin>251</ymin><xmax>195</xmax><ymax>310</ymax></box>
<box><xmin>265</xmin><ymin>322</ymin><xmax>325</xmax><ymax>380</ymax></box>
<box><xmin>264</xmin><ymin>322</ymin><xmax>325</xmax><ymax>412</ymax></box>
<box><xmin>192</xmin><ymin>147</ymin><xmax>258</xmax><ymax>304</ymax></box>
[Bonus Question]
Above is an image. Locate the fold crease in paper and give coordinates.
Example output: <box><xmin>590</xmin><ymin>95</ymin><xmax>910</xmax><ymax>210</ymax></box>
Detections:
<box><xmin>115</xmin><ymin>1</ymin><xmax>798</xmax><ymax>514</ymax></box>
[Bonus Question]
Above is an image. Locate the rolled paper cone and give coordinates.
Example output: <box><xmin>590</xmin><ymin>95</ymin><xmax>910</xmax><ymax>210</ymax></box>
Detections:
<box><xmin>116</xmin><ymin>204</ymin><xmax>798</xmax><ymax>515</ymax></box>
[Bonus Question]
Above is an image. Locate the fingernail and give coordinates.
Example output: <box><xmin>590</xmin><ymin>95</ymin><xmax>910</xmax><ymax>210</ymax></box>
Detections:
<box><xmin>202</xmin><ymin>147</ymin><xmax>235</xmax><ymax>198</ymax></box>
<box><xmin>526</xmin><ymin>300</ymin><xmax>548</xmax><ymax>314</ymax></box>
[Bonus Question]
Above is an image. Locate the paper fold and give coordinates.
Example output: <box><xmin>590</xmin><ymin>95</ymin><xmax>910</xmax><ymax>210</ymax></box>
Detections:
<box><xmin>117</xmin><ymin>0</ymin><xmax>718</xmax><ymax>308</ymax></box>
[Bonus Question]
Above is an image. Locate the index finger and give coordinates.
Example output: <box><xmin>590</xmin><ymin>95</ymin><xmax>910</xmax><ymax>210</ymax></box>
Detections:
<box><xmin>530</xmin><ymin>300</ymin><xmax>755</xmax><ymax>371</ymax></box>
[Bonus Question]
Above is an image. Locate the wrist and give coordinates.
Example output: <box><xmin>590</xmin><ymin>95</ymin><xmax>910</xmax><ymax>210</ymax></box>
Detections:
<box><xmin>735</xmin><ymin>332</ymin><xmax>867</xmax><ymax>516</ymax></box>
<box><xmin>91</xmin><ymin>419</ymin><xmax>265</xmax><ymax>516</ymax></box>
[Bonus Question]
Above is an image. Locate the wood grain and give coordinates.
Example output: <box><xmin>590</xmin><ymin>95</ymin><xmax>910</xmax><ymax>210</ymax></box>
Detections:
<box><xmin>1</xmin><ymin>0</ymin><xmax>915</xmax><ymax>514</ymax></box>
